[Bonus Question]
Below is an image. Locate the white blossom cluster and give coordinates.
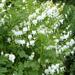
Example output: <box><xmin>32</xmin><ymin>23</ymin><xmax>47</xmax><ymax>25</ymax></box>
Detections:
<box><xmin>0</xmin><ymin>0</ymin><xmax>6</xmax><ymax>13</ymax></box>
<box><xmin>55</xmin><ymin>37</ymin><xmax>75</xmax><ymax>54</ymax></box>
<box><xmin>11</xmin><ymin>1</ymin><xmax>64</xmax><ymax>46</ymax></box>
<box><xmin>15</xmin><ymin>39</ymin><xmax>25</xmax><ymax>45</ymax></box>
<box><xmin>0</xmin><ymin>0</ymin><xmax>6</xmax><ymax>8</ymax></box>
<box><xmin>60</xmin><ymin>31</ymin><xmax>72</xmax><ymax>41</ymax></box>
<box><xmin>0</xmin><ymin>0</ymin><xmax>74</xmax><ymax>75</ymax></box>
<box><xmin>1</xmin><ymin>51</ymin><xmax>16</xmax><ymax>63</ymax></box>
<box><xmin>9</xmin><ymin>2</ymin><xmax>67</xmax><ymax>75</ymax></box>
<box><xmin>11</xmin><ymin>20</ymin><xmax>37</xmax><ymax>47</ymax></box>
<box><xmin>44</xmin><ymin>64</ymin><xmax>60</xmax><ymax>75</ymax></box>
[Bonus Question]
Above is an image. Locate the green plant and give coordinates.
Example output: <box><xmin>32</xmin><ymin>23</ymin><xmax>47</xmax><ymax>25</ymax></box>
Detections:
<box><xmin>0</xmin><ymin>0</ymin><xmax>75</xmax><ymax>75</ymax></box>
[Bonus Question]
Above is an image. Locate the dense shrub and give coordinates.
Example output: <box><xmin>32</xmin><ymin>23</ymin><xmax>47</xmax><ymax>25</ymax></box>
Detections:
<box><xmin>0</xmin><ymin>0</ymin><xmax>75</xmax><ymax>75</ymax></box>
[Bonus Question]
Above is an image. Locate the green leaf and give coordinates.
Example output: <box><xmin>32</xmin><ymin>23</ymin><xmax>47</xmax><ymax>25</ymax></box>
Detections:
<box><xmin>17</xmin><ymin>50</ymin><xmax>28</xmax><ymax>58</ymax></box>
<box><xmin>0</xmin><ymin>73</ymin><xmax>5</xmax><ymax>75</ymax></box>
<box><xmin>24</xmin><ymin>61</ymin><xmax>39</xmax><ymax>70</ymax></box>
<box><xmin>0</xmin><ymin>67</ymin><xmax>7</xmax><ymax>73</ymax></box>
<box><xmin>0</xmin><ymin>56</ymin><xmax>8</xmax><ymax>65</ymax></box>
<box><xmin>29</xmin><ymin>70</ymin><xmax>38</xmax><ymax>75</ymax></box>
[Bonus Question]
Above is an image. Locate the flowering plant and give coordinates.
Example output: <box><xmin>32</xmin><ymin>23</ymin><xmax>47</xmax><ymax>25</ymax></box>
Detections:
<box><xmin>0</xmin><ymin>0</ymin><xmax>75</xmax><ymax>75</ymax></box>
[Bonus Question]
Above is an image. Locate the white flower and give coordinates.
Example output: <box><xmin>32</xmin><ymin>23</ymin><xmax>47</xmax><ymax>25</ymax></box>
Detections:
<box><xmin>32</xmin><ymin>52</ymin><xmax>35</xmax><ymax>55</ymax></box>
<box><xmin>35</xmin><ymin>9</ymin><xmax>40</xmax><ymax>14</ymax></box>
<box><xmin>59</xmin><ymin>19</ymin><xmax>64</xmax><ymax>24</ymax></box>
<box><xmin>45</xmin><ymin>59</ymin><xmax>49</xmax><ymax>63</ymax></box>
<box><xmin>15</xmin><ymin>39</ymin><xmax>25</xmax><ymax>45</ymax></box>
<box><xmin>23</xmin><ymin>27</ymin><xmax>28</xmax><ymax>32</ymax></box>
<box><xmin>46</xmin><ymin>45</ymin><xmax>56</xmax><ymax>50</ymax></box>
<box><xmin>5</xmin><ymin>53</ymin><xmax>9</xmax><ymax>57</ymax></box>
<box><xmin>37</xmin><ymin>16</ymin><xmax>42</xmax><ymax>21</ymax></box>
<box><xmin>30</xmin><ymin>40</ymin><xmax>35</xmax><ymax>46</ymax></box>
<box><xmin>2</xmin><ymin>0</ymin><xmax>6</xmax><ymax>3</ymax></box>
<box><xmin>7</xmin><ymin>38</ymin><xmax>11</xmax><ymax>43</ymax></box>
<box><xmin>46</xmin><ymin>8</ymin><xmax>52</xmax><ymax>17</ymax></box>
<box><xmin>52</xmin><ymin>7</ymin><xmax>59</xmax><ymax>17</ymax></box>
<box><xmin>28</xmin><ymin>13</ymin><xmax>36</xmax><ymax>20</ymax></box>
<box><xmin>29</xmin><ymin>56</ymin><xmax>33</xmax><ymax>60</ymax></box>
<box><xmin>12</xmin><ymin>30</ymin><xmax>23</xmax><ymax>36</ymax></box>
<box><xmin>63</xmin><ymin>31</ymin><xmax>66</xmax><ymax>34</ymax></box>
<box><xmin>71</xmin><ymin>51</ymin><xmax>74</xmax><ymax>54</ymax></box>
<box><xmin>13</xmin><ymin>73</ymin><xmax>15</xmax><ymax>75</ymax></box>
<box><xmin>28</xmin><ymin>34</ymin><xmax>32</xmax><ymax>40</ymax></box>
<box><xmin>44</xmin><ymin>64</ymin><xmax>60</xmax><ymax>75</ymax></box>
<box><xmin>32</xmin><ymin>13</ymin><xmax>37</xmax><ymax>17</ymax></box>
<box><xmin>38</xmin><ymin>58</ymin><xmax>40</xmax><ymax>63</ymax></box>
<box><xmin>61</xmin><ymin>45</ymin><xmax>68</xmax><ymax>50</ymax></box>
<box><xmin>49</xmin><ymin>66</ymin><xmax>55</xmax><ymax>75</ymax></box>
<box><xmin>9</xmin><ymin>54</ymin><xmax>15</xmax><ymax>63</ymax></box>
<box><xmin>28</xmin><ymin>15</ymin><xmax>33</xmax><ymax>20</ymax></box>
<box><xmin>0</xmin><ymin>18</ymin><xmax>5</xmax><ymax>24</ymax></box>
<box><xmin>1</xmin><ymin>51</ymin><xmax>4</xmax><ymax>55</ymax></box>
<box><xmin>53</xmin><ymin>23</ymin><xmax>59</xmax><ymax>30</ymax></box>
<box><xmin>60</xmin><ymin>32</ymin><xmax>69</xmax><ymax>41</ymax></box>
<box><xmin>0</xmin><ymin>3</ymin><xmax>4</xmax><ymax>8</ymax></box>
<box><xmin>37</xmin><ymin>12</ymin><xmax>46</xmax><ymax>21</ymax></box>
<box><xmin>32</xmin><ymin>19</ymin><xmax>37</xmax><ymax>25</ymax></box>
<box><xmin>33</xmin><ymin>0</ymin><xmax>37</xmax><ymax>4</ymax></box>
<box><xmin>32</xmin><ymin>30</ymin><xmax>36</xmax><ymax>35</ymax></box>
<box><xmin>8</xmin><ymin>4</ymin><xmax>12</xmax><ymax>8</ymax></box>
<box><xmin>54</xmin><ymin>39</ymin><xmax>59</xmax><ymax>43</ymax></box>
<box><xmin>44</xmin><ymin>69</ymin><xmax>49</xmax><ymax>75</ymax></box>
<box><xmin>22</xmin><ymin>7</ymin><xmax>25</xmax><ymax>9</ymax></box>
<box><xmin>22</xmin><ymin>0</ymin><xmax>25</xmax><ymax>3</ymax></box>
<box><xmin>37</xmin><ymin>26</ymin><xmax>47</xmax><ymax>34</ymax></box>
<box><xmin>66</xmin><ymin>41</ymin><xmax>70</xmax><ymax>46</ymax></box>
<box><xmin>69</xmin><ymin>39</ymin><xmax>75</xmax><ymax>46</ymax></box>
<box><xmin>26</xmin><ymin>42</ymin><xmax>30</xmax><ymax>48</ymax></box>
<box><xmin>60</xmin><ymin>67</ymin><xmax>64</xmax><ymax>72</ymax></box>
<box><xmin>42</xmin><ymin>73</ymin><xmax>45</xmax><ymax>75</ymax></box>
<box><xmin>29</xmin><ymin>52</ymin><xmax>35</xmax><ymax>60</ymax></box>
<box><xmin>66</xmin><ymin>25</ymin><xmax>70</xmax><ymax>29</ymax></box>
<box><xmin>41</xmin><ymin>12</ymin><xmax>46</xmax><ymax>19</ymax></box>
